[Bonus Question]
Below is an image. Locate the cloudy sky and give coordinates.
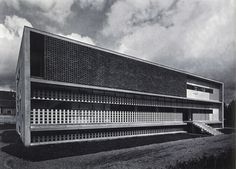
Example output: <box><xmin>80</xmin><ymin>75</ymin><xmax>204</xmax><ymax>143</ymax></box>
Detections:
<box><xmin>0</xmin><ymin>0</ymin><xmax>235</xmax><ymax>103</ymax></box>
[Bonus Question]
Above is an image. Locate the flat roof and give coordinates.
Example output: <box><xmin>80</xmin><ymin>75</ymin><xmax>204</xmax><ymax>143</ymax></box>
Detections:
<box><xmin>24</xmin><ymin>26</ymin><xmax>223</xmax><ymax>85</ymax></box>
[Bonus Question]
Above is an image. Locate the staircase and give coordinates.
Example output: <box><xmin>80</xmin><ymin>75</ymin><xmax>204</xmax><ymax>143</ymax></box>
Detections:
<box><xmin>191</xmin><ymin>121</ymin><xmax>222</xmax><ymax>136</ymax></box>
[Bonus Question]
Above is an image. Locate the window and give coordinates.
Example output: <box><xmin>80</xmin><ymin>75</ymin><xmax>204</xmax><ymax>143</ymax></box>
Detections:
<box><xmin>30</xmin><ymin>32</ymin><xmax>45</xmax><ymax>77</ymax></box>
<box><xmin>187</xmin><ymin>84</ymin><xmax>195</xmax><ymax>90</ymax></box>
<box><xmin>205</xmin><ymin>88</ymin><xmax>213</xmax><ymax>94</ymax></box>
<box><xmin>7</xmin><ymin>110</ymin><xmax>12</xmax><ymax>115</ymax></box>
<box><xmin>187</xmin><ymin>84</ymin><xmax>214</xmax><ymax>94</ymax></box>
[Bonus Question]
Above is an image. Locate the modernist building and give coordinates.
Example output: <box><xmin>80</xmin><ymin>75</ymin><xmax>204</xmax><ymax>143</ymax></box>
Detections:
<box><xmin>0</xmin><ymin>91</ymin><xmax>16</xmax><ymax>124</ymax></box>
<box><xmin>16</xmin><ymin>27</ymin><xmax>224</xmax><ymax>146</ymax></box>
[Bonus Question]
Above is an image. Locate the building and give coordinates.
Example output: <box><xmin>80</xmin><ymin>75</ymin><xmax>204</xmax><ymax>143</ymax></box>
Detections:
<box><xmin>16</xmin><ymin>27</ymin><xmax>224</xmax><ymax>147</ymax></box>
<box><xmin>0</xmin><ymin>91</ymin><xmax>16</xmax><ymax>124</ymax></box>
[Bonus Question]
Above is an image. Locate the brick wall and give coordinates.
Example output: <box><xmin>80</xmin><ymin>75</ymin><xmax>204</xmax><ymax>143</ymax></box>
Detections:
<box><xmin>30</xmin><ymin>32</ymin><xmax>187</xmax><ymax>97</ymax></box>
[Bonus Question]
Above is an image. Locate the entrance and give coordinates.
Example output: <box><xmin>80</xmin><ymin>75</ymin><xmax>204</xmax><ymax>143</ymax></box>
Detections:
<box><xmin>183</xmin><ymin>111</ymin><xmax>192</xmax><ymax>121</ymax></box>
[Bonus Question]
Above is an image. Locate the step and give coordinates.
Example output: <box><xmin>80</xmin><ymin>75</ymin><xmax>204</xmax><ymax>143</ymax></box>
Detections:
<box><xmin>191</xmin><ymin>121</ymin><xmax>222</xmax><ymax>136</ymax></box>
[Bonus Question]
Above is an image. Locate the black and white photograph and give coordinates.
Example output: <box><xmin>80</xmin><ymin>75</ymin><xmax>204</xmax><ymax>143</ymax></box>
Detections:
<box><xmin>0</xmin><ymin>0</ymin><xmax>235</xmax><ymax>168</ymax></box>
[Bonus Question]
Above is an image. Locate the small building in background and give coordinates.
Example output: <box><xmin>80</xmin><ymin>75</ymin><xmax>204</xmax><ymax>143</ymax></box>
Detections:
<box><xmin>0</xmin><ymin>90</ymin><xmax>16</xmax><ymax>124</ymax></box>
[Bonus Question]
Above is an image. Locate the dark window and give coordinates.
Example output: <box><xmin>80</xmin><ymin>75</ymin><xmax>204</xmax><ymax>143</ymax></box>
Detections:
<box><xmin>205</xmin><ymin>88</ymin><xmax>213</xmax><ymax>94</ymax></box>
<box><xmin>198</xmin><ymin>87</ymin><xmax>205</xmax><ymax>92</ymax></box>
<box><xmin>187</xmin><ymin>84</ymin><xmax>213</xmax><ymax>94</ymax></box>
<box><xmin>137</xmin><ymin>106</ymin><xmax>156</xmax><ymax>112</ymax></box>
<box><xmin>110</xmin><ymin>105</ymin><xmax>135</xmax><ymax>111</ymax></box>
<box><xmin>30</xmin><ymin>32</ymin><xmax>45</xmax><ymax>77</ymax></box>
<box><xmin>187</xmin><ymin>84</ymin><xmax>195</xmax><ymax>90</ymax></box>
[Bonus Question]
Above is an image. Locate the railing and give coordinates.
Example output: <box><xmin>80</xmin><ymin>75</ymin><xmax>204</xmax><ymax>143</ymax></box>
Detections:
<box><xmin>31</xmin><ymin>127</ymin><xmax>185</xmax><ymax>144</ymax></box>
<box><xmin>31</xmin><ymin>89</ymin><xmax>214</xmax><ymax>108</ymax></box>
<box><xmin>30</xmin><ymin>109</ymin><xmax>183</xmax><ymax>125</ymax></box>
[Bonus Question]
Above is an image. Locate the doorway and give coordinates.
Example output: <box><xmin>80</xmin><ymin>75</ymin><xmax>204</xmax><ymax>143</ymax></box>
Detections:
<box><xmin>183</xmin><ymin>110</ymin><xmax>192</xmax><ymax>121</ymax></box>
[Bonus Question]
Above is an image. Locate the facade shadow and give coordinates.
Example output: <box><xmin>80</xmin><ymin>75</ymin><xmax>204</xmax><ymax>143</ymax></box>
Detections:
<box><xmin>1</xmin><ymin>132</ymin><xmax>204</xmax><ymax>162</ymax></box>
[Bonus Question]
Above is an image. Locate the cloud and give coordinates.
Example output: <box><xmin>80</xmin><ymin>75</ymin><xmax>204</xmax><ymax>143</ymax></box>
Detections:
<box><xmin>59</xmin><ymin>33</ymin><xmax>95</xmax><ymax>45</ymax></box>
<box><xmin>78</xmin><ymin>0</ymin><xmax>106</xmax><ymax>10</ymax></box>
<box><xmin>3</xmin><ymin>15</ymin><xmax>32</xmax><ymax>37</ymax></box>
<box><xmin>0</xmin><ymin>15</ymin><xmax>32</xmax><ymax>89</ymax></box>
<box><xmin>102</xmin><ymin>0</ymin><xmax>236</xmax><ymax>102</ymax></box>
<box><xmin>102</xmin><ymin>0</ymin><xmax>175</xmax><ymax>38</ymax></box>
<box><xmin>0</xmin><ymin>0</ymin><xmax>54</xmax><ymax>11</ymax></box>
<box><xmin>39</xmin><ymin>0</ymin><xmax>74</xmax><ymax>23</ymax></box>
<box><xmin>18</xmin><ymin>0</ymin><xmax>55</xmax><ymax>11</ymax></box>
<box><xmin>1</xmin><ymin>0</ymin><xmax>75</xmax><ymax>23</ymax></box>
<box><xmin>103</xmin><ymin>0</ymin><xmax>235</xmax><ymax>62</ymax></box>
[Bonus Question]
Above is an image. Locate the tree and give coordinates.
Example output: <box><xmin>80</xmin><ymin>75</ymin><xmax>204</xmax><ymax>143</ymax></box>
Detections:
<box><xmin>224</xmin><ymin>100</ymin><xmax>236</xmax><ymax>127</ymax></box>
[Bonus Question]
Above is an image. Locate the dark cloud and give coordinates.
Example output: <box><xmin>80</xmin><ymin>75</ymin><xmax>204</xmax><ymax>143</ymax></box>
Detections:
<box><xmin>66</xmin><ymin>0</ymin><xmax>116</xmax><ymax>38</ymax></box>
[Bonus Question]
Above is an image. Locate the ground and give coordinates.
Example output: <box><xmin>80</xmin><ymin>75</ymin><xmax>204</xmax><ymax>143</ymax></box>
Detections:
<box><xmin>0</xmin><ymin>128</ymin><xmax>235</xmax><ymax>169</ymax></box>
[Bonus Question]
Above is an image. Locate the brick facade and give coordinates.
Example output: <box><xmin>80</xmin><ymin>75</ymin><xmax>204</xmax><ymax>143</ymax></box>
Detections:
<box><xmin>30</xmin><ymin>32</ymin><xmax>187</xmax><ymax>97</ymax></box>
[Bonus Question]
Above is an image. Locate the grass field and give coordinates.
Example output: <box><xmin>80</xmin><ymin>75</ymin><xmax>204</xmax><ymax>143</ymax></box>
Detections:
<box><xmin>0</xmin><ymin>129</ymin><xmax>235</xmax><ymax>169</ymax></box>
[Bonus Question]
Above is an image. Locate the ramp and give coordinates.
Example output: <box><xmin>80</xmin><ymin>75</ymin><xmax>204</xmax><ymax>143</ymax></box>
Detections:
<box><xmin>191</xmin><ymin>121</ymin><xmax>223</xmax><ymax>136</ymax></box>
